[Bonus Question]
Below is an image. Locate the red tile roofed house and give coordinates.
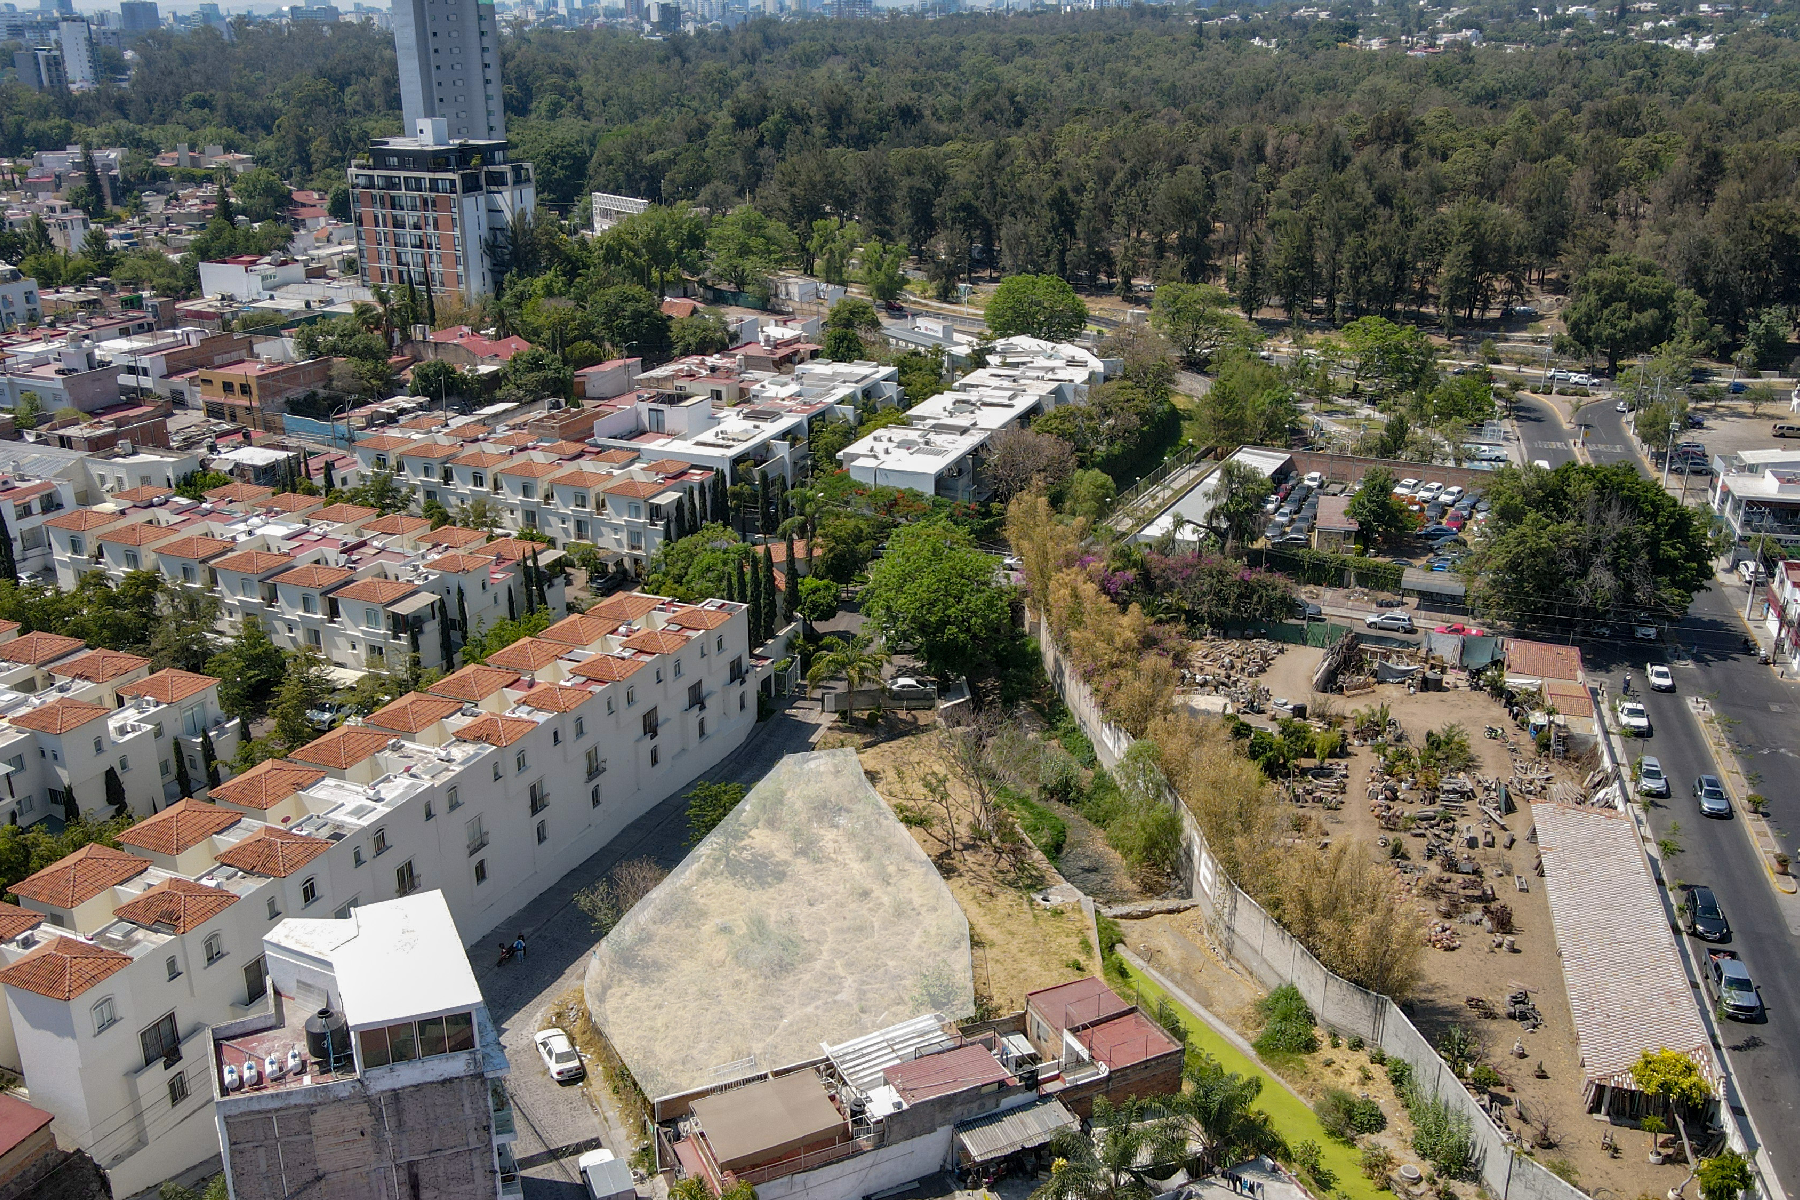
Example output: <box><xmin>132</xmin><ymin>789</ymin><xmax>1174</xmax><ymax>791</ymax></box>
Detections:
<box><xmin>416</xmin><ymin>325</ymin><xmax>532</xmax><ymax>367</ymax></box>
<box><xmin>151</xmin><ymin>534</ymin><xmax>237</xmax><ymax>588</ymax></box>
<box><xmin>661</xmin><ymin>298</ymin><xmax>701</xmax><ymax>320</ymax></box>
<box><xmin>541</xmin><ymin>610</ymin><xmax>617</xmax><ymax>650</ymax></box>
<box><xmin>484</xmin><ymin>636</ymin><xmax>569</xmax><ymax>683</ymax></box>
<box><xmin>111</xmin><ymin>876</ymin><xmax>240</xmax><ymax>933</ymax></box>
<box><xmin>305</xmin><ymin>502</ymin><xmax>380</xmax><ymax>529</ymax></box>
<box><xmin>516</xmin><ymin>684</ymin><xmax>593</xmax><ymax>714</ymax></box>
<box><xmin>430</xmin><ymin>663</ymin><xmax>523</xmax><ymax>711</ymax></box>
<box><xmin>364</xmin><ymin>691</ymin><xmax>465</xmax><ymax>744</ymax></box>
<box><xmin>1025</xmin><ymin>979</ymin><xmax>1183</xmax><ymax>1117</ymax></box>
<box><xmin>287</xmin><ymin>723</ymin><xmax>398</xmax><ymax>784</ymax></box>
<box><xmin>0</xmin><ymin>632</ymin><xmax>91</xmax><ymax>688</ymax></box>
<box><xmin>202</xmin><ymin>481</ymin><xmax>275</xmax><ymax>509</ymax></box>
<box><xmin>565</xmin><ymin>654</ymin><xmax>647</xmax><ymax>686</ymax></box>
<box><xmin>0</xmin><ymin>1092</ymin><xmax>58</xmax><ymax>1197</ymax></box>
<box><xmin>208</xmin><ymin>759</ymin><xmax>328</xmax><ymax>823</ymax></box>
<box><xmin>212</xmin><ymin>826</ymin><xmax>331</xmax><ymax>878</ymax></box>
<box><xmin>50</xmin><ymin>648</ymin><xmax>152</xmax><ymax>705</ymax></box>
<box><xmin>95</xmin><ymin>519</ymin><xmax>180</xmax><ymax>575</ymax></box>
<box><xmin>210</xmin><ymin>549</ymin><xmax>297</xmax><ymax>629</ymax></box>
<box><xmin>1503</xmin><ymin>639</ymin><xmax>1584</xmax><ymax>685</ymax></box>
<box><xmin>360</xmin><ymin>512</ymin><xmax>432</xmax><ymax>545</ymax></box>
<box><xmin>423</xmin><ymin>524</ymin><xmax>492</xmax><ymax>549</ymax></box>
<box><xmin>43</xmin><ymin>508</ymin><xmax>125</xmax><ymax>588</ymax></box>
<box><xmin>0</xmin><ymin>936</ymin><xmax>131</xmax><ymax>1001</ymax></box>
<box><xmin>9</xmin><ymin>844</ymin><xmax>152</xmax><ymax>931</ymax></box>
<box><xmin>453</xmin><ymin>714</ymin><xmax>540</xmax><ymax>748</ymax></box>
<box><xmin>262</xmin><ymin>490</ymin><xmax>323</xmax><ymax>517</ymax></box>
<box><xmin>116</xmin><ymin>797</ymin><xmax>245</xmax><ymax>872</ymax></box>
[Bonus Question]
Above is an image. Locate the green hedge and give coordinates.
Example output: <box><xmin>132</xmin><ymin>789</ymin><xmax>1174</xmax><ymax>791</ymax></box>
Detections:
<box><xmin>1249</xmin><ymin>546</ymin><xmax>1405</xmax><ymax>593</ymax></box>
<box><xmin>998</xmin><ymin>786</ymin><xmax>1068</xmax><ymax>860</ymax></box>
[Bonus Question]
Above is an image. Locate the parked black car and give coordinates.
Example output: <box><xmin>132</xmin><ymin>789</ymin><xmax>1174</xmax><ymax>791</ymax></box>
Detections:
<box><xmin>1684</xmin><ymin>886</ymin><xmax>1731</xmax><ymax>942</ymax></box>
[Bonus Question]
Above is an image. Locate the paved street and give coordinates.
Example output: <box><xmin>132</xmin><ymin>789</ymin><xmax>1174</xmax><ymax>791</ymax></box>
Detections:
<box><xmin>1507</xmin><ymin>392</ymin><xmax>1580</xmax><ymax>468</ymax></box>
<box><xmin>472</xmin><ymin>697</ymin><xmax>836</xmax><ymax>1197</ymax></box>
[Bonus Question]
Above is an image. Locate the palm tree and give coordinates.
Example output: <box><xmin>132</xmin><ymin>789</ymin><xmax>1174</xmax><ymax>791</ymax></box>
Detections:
<box><xmin>1032</xmin><ymin>1099</ymin><xmax>1186</xmax><ymax>1200</ymax></box>
<box><xmin>805</xmin><ymin>632</ymin><xmax>891</xmax><ymax>713</ymax></box>
<box><xmin>1165</xmin><ymin>1053</ymin><xmax>1284</xmax><ymax>1177</ymax></box>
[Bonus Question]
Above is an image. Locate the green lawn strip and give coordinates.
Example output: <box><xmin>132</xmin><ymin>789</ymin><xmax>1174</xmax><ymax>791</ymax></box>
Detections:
<box><xmin>1117</xmin><ymin>960</ymin><xmax>1387</xmax><ymax>1200</ymax></box>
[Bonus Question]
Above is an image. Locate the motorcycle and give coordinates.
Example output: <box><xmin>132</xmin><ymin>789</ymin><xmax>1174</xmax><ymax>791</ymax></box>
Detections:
<box><xmin>496</xmin><ymin>943</ymin><xmax>518</xmax><ymax>967</ymax></box>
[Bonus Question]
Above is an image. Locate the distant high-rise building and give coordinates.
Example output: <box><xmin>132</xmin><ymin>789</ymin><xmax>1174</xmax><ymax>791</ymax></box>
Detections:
<box><xmin>118</xmin><ymin>0</ymin><xmax>158</xmax><ymax>32</ymax></box>
<box><xmin>196</xmin><ymin>1</ymin><xmax>223</xmax><ymax>22</ymax></box>
<box><xmin>57</xmin><ymin>17</ymin><xmax>94</xmax><ymax>88</ymax></box>
<box><xmin>830</xmin><ymin>0</ymin><xmax>871</xmax><ymax>17</ymax></box>
<box><xmin>348</xmin><ymin>118</ymin><xmax>535</xmax><ymax>301</ymax></box>
<box><xmin>391</xmin><ymin>0</ymin><xmax>505</xmax><ymax>142</ymax></box>
<box><xmin>286</xmin><ymin>3</ymin><xmax>339</xmax><ymax>19</ymax></box>
<box><xmin>11</xmin><ymin>44</ymin><xmax>65</xmax><ymax>90</ymax></box>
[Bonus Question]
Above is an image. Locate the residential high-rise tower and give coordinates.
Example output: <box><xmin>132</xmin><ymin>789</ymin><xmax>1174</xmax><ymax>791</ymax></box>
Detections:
<box><xmin>391</xmin><ymin>0</ymin><xmax>505</xmax><ymax>143</ymax></box>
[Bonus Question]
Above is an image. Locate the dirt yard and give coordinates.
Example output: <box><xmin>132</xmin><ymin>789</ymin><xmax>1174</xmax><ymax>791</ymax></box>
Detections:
<box><xmin>826</xmin><ymin>718</ymin><xmax>1100</xmax><ymax>1015</ymax></box>
<box><xmin>1137</xmin><ymin>649</ymin><xmax>1677</xmax><ymax>1200</ymax></box>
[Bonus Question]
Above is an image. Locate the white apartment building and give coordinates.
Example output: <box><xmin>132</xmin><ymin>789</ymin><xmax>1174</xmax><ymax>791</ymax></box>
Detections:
<box><xmin>0</xmin><ymin>267</ymin><xmax>40</xmax><ymax>330</ymax></box>
<box><xmin>210</xmin><ymin>892</ymin><xmax>513</xmax><ymax>1200</ymax></box>
<box><xmin>0</xmin><ymin>474</ymin><xmax>76</xmax><ymax>577</ymax></box>
<box><xmin>0</xmin><ymin>590</ymin><xmax>758</xmax><ymax>1197</ymax></box>
<box><xmin>195</xmin><ymin>257</ymin><xmax>309</xmax><ymax>303</ymax></box>
<box><xmin>392</xmin><ymin>0</ymin><xmax>506</xmax><ymax>142</ymax></box>
<box><xmin>836</xmin><ymin>341</ymin><xmax>1107</xmax><ymax>501</ymax></box>
<box><xmin>58</xmin><ymin>18</ymin><xmax>95</xmax><ymax>89</ymax></box>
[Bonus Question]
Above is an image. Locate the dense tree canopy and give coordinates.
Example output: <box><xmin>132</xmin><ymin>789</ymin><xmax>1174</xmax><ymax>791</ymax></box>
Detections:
<box><xmin>862</xmin><ymin>521</ymin><xmax>1014</xmax><ymax>681</ymax></box>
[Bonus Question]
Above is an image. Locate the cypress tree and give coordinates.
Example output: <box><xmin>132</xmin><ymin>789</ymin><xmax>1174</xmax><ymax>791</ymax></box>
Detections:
<box><xmin>746</xmin><ymin>561</ymin><xmax>762</xmax><ymax>644</ymax></box>
<box><xmin>199</xmin><ymin>729</ymin><xmax>221</xmax><ymax>788</ymax></box>
<box><xmin>762</xmin><ymin>547</ymin><xmax>780</xmax><ymax>635</ymax></box>
<box><xmin>685</xmin><ymin>486</ymin><xmax>699</xmax><ymax>534</ymax></box>
<box><xmin>712</xmin><ymin>470</ymin><xmax>727</xmax><ymax>523</ymax></box>
<box><xmin>438</xmin><ymin>599</ymin><xmax>455</xmax><ymax>669</ymax></box>
<box><xmin>774</xmin><ymin>474</ymin><xmax>788</xmax><ymax>522</ymax></box>
<box><xmin>663</xmin><ymin>516</ymin><xmax>673</xmax><ymax>546</ymax></box>
<box><xmin>733</xmin><ymin>555</ymin><xmax>746</xmax><ymax>604</ymax></box>
<box><xmin>756</xmin><ymin>469</ymin><xmax>772</xmax><ymax>536</ymax></box>
<box><xmin>173</xmin><ymin>741</ymin><xmax>194</xmax><ymax>799</ymax></box>
<box><xmin>301</xmin><ymin>449</ymin><xmax>312</xmax><ymax>481</ymax></box>
<box><xmin>0</xmin><ymin>505</ymin><xmax>16</xmax><ymax>584</ymax></box>
<box><xmin>522</xmin><ymin>554</ymin><xmax>537</xmax><ymax>616</ymax></box>
<box><xmin>536</xmin><ymin>550</ymin><xmax>551</xmax><ymax>608</ymax></box>
<box><xmin>105</xmin><ymin>768</ymin><xmax>127</xmax><ymax>817</ymax></box>
<box><xmin>784</xmin><ymin>532</ymin><xmax>798</xmax><ymax>602</ymax></box>
<box><xmin>62</xmin><ymin>788</ymin><xmax>80</xmax><ymax>824</ymax></box>
<box><xmin>456</xmin><ymin>586</ymin><xmax>469</xmax><ymax>638</ymax></box>
<box><xmin>507</xmin><ymin>584</ymin><xmax>517</xmax><ymax>621</ymax></box>
<box><xmin>323</xmin><ymin>459</ymin><xmax>336</xmax><ymax>491</ymax></box>
<box><xmin>82</xmin><ymin>144</ymin><xmax>105</xmax><ymax>218</ymax></box>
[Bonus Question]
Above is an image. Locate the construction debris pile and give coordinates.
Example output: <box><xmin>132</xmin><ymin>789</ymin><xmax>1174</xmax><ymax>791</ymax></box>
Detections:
<box><xmin>1286</xmin><ymin>762</ymin><xmax>1350</xmax><ymax>808</ymax></box>
<box><xmin>1179</xmin><ymin>636</ymin><xmax>1284</xmax><ymax>712</ymax></box>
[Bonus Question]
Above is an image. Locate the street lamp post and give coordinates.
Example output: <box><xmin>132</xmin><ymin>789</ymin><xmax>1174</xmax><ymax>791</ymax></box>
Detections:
<box><xmin>1662</xmin><ymin>418</ymin><xmax>1681</xmax><ymax>487</ymax></box>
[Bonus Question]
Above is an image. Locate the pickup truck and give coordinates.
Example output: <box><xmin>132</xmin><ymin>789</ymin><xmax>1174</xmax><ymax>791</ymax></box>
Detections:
<box><xmin>1705</xmin><ymin>950</ymin><xmax>1765</xmax><ymax>1021</ymax></box>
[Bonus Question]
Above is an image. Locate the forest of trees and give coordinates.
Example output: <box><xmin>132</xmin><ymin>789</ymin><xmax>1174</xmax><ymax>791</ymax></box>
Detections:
<box><xmin>8</xmin><ymin>6</ymin><xmax>1800</xmax><ymax>349</ymax></box>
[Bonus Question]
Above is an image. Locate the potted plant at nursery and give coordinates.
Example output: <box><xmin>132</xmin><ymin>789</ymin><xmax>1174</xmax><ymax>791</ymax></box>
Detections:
<box><xmin>1643</xmin><ymin>1115</ymin><xmax>1666</xmax><ymax>1164</ymax></box>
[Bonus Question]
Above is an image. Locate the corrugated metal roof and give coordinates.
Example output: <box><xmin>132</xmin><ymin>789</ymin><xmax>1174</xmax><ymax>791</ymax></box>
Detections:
<box><xmin>1535</xmin><ymin>803</ymin><xmax>1719</xmax><ymax>1092</ymax></box>
<box><xmin>822</xmin><ymin>1013</ymin><xmax>954</xmax><ymax>1093</ymax></box>
<box><xmin>956</xmin><ymin>1099</ymin><xmax>1077</xmax><ymax>1164</ymax></box>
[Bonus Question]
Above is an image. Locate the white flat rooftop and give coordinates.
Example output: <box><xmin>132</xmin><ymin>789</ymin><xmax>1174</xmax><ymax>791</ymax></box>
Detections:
<box><xmin>269</xmin><ymin>891</ymin><xmax>481</xmax><ymax>1030</ymax></box>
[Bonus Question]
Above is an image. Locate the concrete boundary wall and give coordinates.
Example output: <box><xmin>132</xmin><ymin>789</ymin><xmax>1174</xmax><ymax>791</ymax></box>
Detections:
<box><xmin>1033</xmin><ymin>617</ymin><xmax>1584</xmax><ymax>1200</ymax></box>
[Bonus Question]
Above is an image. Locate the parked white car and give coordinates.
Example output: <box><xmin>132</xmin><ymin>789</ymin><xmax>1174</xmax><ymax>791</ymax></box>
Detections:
<box><xmin>1416</xmin><ymin>482</ymin><xmax>1443</xmax><ymax>503</ymax></box>
<box><xmin>1440</xmin><ymin>485</ymin><xmax>1464</xmax><ymax>503</ymax></box>
<box><xmin>1303</xmin><ymin>471</ymin><xmax>1324</xmax><ymax>487</ymax></box>
<box><xmin>534</xmin><ymin>1028</ymin><xmax>586</xmax><ymax>1083</ymax></box>
<box><xmin>1395</xmin><ymin>477</ymin><xmax>1420</xmax><ymax>496</ymax></box>
<box><xmin>1617</xmin><ymin>701</ymin><xmax>1651</xmax><ymax>736</ymax></box>
<box><xmin>1646</xmin><ymin>663</ymin><xmax>1675</xmax><ymax>692</ymax></box>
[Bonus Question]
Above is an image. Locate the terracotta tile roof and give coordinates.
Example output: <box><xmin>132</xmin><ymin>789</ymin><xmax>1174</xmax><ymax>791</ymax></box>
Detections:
<box><xmin>113</xmin><ymin>878</ymin><xmax>239</xmax><ymax>933</ymax></box>
<box><xmin>308</xmin><ymin>503</ymin><xmax>379</xmax><ymax>525</ymax></box>
<box><xmin>604</xmin><ymin>478</ymin><xmax>664</xmax><ymax>500</ymax></box>
<box><xmin>399</xmin><ymin>415</ymin><xmax>445</xmax><ymax>431</ymax></box>
<box><xmin>289</xmin><ymin>724</ymin><xmax>397</xmax><ymax>770</ymax></box>
<box><xmin>485</xmin><ymin>637</ymin><xmax>565</xmax><ymax>672</ymax></box>
<box><xmin>429</xmin><ymin>663</ymin><xmax>521</xmax><ymax>703</ymax></box>
<box><xmin>423</xmin><ymin>525</ymin><xmax>490</xmax><ymax>548</ymax></box>
<box><xmin>118</xmin><ymin>798</ymin><xmax>244</xmax><ymax>855</ymax></box>
<box><xmin>362</xmin><ymin>513</ymin><xmax>431</xmax><ymax>537</ymax></box>
<box><xmin>567</xmin><ymin>654</ymin><xmax>647</xmax><ymax>684</ymax></box>
<box><xmin>592</xmin><ymin>449</ymin><xmax>639</xmax><ymax>465</ymax></box>
<box><xmin>767</xmin><ymin>539</ymin><xmax>811</xmax><ymax>565</ymax></box>
<box><xmin>422</xmin><ymin>552</ymin><xmax>495</xmax><ymax>574</ymax></box>
<box><xmin>500</xmin><ymin>459</ymin><xmax>564</xmax><ymax>479</ymax></box>
<box><xmin>210</xmin><ymin>549</ymin><xmax>294</xmax><ymax>575</ymax></box>
<box><xmin>366</xmin><ymin>692</ymin><xmax>464</xmax><ymax>734</ymax></box>
<box><xmin>550</xmin><ymin>469</ymin><xmax>614</xmax><ymax>488</ymax></box>
<box><xmin>454</xmin><ymin>714</ymin><xmax>539</xmax><ymax>748</ymax></box>
<box><xmin>541</xmin><ymin>612</ymin><xmax>616</xmax><ymax>648</ymax></box>
<box><xmin>112</xmin><ymin>484</ymin><xmax>173</xmax><ymax>504</ymax></box>
<box><xmin>481</xmin><ymin>538</ymin><xmax>541</xmax><ymax>563</ymax></box>
<box><xmin>0</xmin><ymin>631</ymin><xmax>88</xmax><ymax>666</ymax></box>
<box><xmin>332</xmin><ymin>577</ymin><xmax>416</xmax><ymax>605</ymax></box>
<box><xmin>8</xmin><ymin>698</ymin><xmax>110</xmax><ymax>734</ymax></box>
<box><xmin>452</xmin><ymin>449</ymin><xmax>512</xmax><ymax>468</ymax></box>
<box><xmin>154</xmin><ymin>535</ymin><xmax>236</xmax><ymax>561</ymax></box>
<box><xmin>590</xmin><ymin>593</ymin><xmax>662</xmax><ymax>623</ymax></box>
<box><xmin>1505</xmin><ymin>639</ymin><xmax>1584</xmax><ymax>683</ymax></box>
<box><xmin>273</xmin><ymin>564</ymin><xmax>353</xmax><ymax>589</ymax></box>
<box><xmin>355</xmin><ymin>434</ymin><xmax>418</xmax><ymax>453</ymax></box>
<box><xmin>44</xmin><ymin>509</ymin><xmax>123</xmax><ymax>532</ymax></box>
<box><xmin>398</xmin><ymin>442</ymin><xmax>463</xmax><ymax>459</ymax></box>
<box><xmin>54</xmin><ymin>649</ymin><xmax>150</xmax><ymax>683</ymax></box>
<box><xmin>99</xmin><ymin>522</ymin><xmax>179</xmax><ymax>548</ymax></box>
<box><xmin>209</xmin><ymin>759</ymin><xmax>329</xmax><ymax>810</ymax></box>
<box><xmin>115</xmin><ymin>669</ymin><xmax>220</xmax><ymax>705</ymax></box>
<box><xmin>517</xmin><ymin>684</ymin><xmax>594</xmax><ymax>713</ymax></box>
<box><xmin>204</xmin><ymin>482</ymin><xmax>274</xmax><ymax>504</ymax></box>
<box><xmin>646</xmin><ymin>458</ymin><xmax>695</xmax><ymax>475</ymax></box>
<box><xmin>0</xmin><ymin>936</ymin><xmax>131</xmax><ymax>1000</ymax></box>
<box><xmin>448</xmin><ymin>424</ymin><xmax>491</xmax><ymax>440</ymax></box>
<box><xmin>489</xmin><ymin>432</ymin><xmax>537</xmax><ymax>448</ymax></box>
<box><xmin>622</xmin><ymin>628</ymin><xmax>690</xmax><ymax>655</ymax></box>
<box><xmin>10</xmin><ymin>844</ymin><xmax>152</xmax><ymax>908</ymax></box>
<box><xmin>665</xmin><ymin>606</ymin><xmax>733</xmax><ymax>631</ymax></box>
<box><xmin>0</xmin><ymin>903</ymin><xmax>43</xmax><ymax>942</ymax></box>
<box><xmin>0</xmin><ymin>620</ymin><xmax>17</xmax><ymax>639</ymax></box>
<box><xmin>214</xmin><ymin>828</ymin><xmax>332</xmax><ymax>878</ymax></box>
<box><xmin>264</xmin><ymin>492</ymin><xmax>322</xmax><ymax>513</ymax></box>
<box><xmin>538</xmin><ymin>440</ymin><xmax>589</xmax><ymax>457</ymax></box>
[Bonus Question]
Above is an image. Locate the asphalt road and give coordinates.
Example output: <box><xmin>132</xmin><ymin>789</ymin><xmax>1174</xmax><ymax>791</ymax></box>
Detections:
<box><xmin>1507</xmin><ymin>393</ymin><xmax>1581</xmax><ymax>468</ymax></box>
<box><xmin>1551</xmin><ymin>399</ymin><xmax>1800</xmax><ymax>1193</ymax></box>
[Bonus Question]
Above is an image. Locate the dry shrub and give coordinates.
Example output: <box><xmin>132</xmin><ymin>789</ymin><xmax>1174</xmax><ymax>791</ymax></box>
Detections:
<box><xmin>1265</xmin><ymin>841</ymin><xmax>1425</xmax><ymax>999</ymax></box>
<box><xmin>574</xmin><ymin>857</ymin><xmax>670</xmax><ymax>934</ymax></box>
<box><xmin>1143</xmin><ymin>711</ymin><xmax>1281</xmax><ymax>883</ymax></box>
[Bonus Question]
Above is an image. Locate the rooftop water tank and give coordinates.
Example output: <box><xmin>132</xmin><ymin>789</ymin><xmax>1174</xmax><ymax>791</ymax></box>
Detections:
<box><xmin>304</xmin><ymin>1006</ymin><xmax>350</xmax><ymax>1069</ymax></box>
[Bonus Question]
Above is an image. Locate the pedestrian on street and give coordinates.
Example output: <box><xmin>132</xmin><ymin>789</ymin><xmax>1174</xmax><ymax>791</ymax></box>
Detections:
<box><xmin>512</xmin><ymin>933</ymin><xmax>527</xmax><ymax>960</ymax></box>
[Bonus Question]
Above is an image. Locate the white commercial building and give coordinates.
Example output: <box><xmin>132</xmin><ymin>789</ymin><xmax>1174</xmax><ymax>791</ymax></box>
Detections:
<box><xmin>196</xmin><ymin>257</ymin><xmax>309</xmax><ymax>303</ymax></box>
<box><xmin>590</xmin><ymin>191</ymin><xmax>650</xmax><ymax>233</ymax></box>
<box><xmin>0</xmin><ymin>267</ymin><xmax>41</xmax><ymax>330</ymax></box>
<box><xmin>0</xmin><ymin>588</ymin><xmax>760</xmax><ymax>1196</ymax></box>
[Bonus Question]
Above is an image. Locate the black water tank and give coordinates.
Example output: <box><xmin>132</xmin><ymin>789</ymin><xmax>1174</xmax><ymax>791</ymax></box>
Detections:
<box><xmin>304</xmin><ymin>1007</ymin><xmax>349</xmax><ymax>1066</ymax></box>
